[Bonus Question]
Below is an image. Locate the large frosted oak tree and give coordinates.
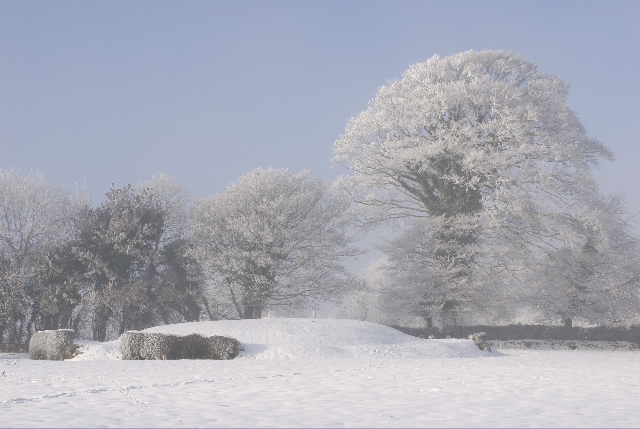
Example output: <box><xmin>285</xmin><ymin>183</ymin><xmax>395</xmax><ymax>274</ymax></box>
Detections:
<box><xmin>332</xmin><ymin>50</ymin><xmax>617</xmax><ymax>325</ymax></box>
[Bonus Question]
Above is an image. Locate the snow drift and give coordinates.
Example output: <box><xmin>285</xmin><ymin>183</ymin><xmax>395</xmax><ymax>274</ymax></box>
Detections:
<box><xmin>73</xmin><ymin>318</ymin><xmax>497</xmax><ymax>361</ymax></box>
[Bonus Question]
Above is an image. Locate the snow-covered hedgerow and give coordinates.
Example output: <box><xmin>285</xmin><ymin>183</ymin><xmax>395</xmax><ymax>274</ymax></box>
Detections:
<box><xmin>29</xmin><ymin>329</ymin><xmax>78</xmax><ymax>360</ymax></box>
<box><xmin>119</xmin><ymin>331</ymin><xmax>241</xmax><ymax>360</ymax></box>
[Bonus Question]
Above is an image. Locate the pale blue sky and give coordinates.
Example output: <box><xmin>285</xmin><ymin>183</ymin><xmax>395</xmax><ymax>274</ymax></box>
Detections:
<box><xmin>1</xmin><ymin>0</ymin><xmax>639</xmax><ymax>220</ymax></box>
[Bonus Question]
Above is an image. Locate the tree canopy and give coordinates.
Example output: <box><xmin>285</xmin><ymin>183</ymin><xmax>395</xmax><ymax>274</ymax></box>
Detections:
<box><xmin>0</xmin><ymin>169</ymin><xmax>84</xmax><ymax>344</ymax></box>
<box><xmin>191</xmin><ymin>168</ymin><xmax>360</xmax><ymax>319</ymax></box>
<box><xmin>333</xmin><ymin>50</ymin><xmax>612</xmax><ymax>226</ymax></box>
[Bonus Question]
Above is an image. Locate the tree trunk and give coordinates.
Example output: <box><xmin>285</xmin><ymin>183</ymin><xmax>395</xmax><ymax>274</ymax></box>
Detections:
<box><xmin>243</xmin><ymin>306</ymin><xmax>262</xmax><ymax>319</ymax></box>
<box><xmin>93</xmin><ymin>308</ymin><xmax>110</xmax><ymax>342</ymax></box>
<box><xmin>119</xmin><ymin>309</ymin><xmax>127</xmax><ymax>337</ymax></box>
<box><xmin>441</xmin><ymin>300</ymin><xmax>458</xmax><ymax>337</ymax></box>
<box><xmin>425</xmin><ymin>315</ymin><xmax>433</xmax><ymax>329</ymax></box>
<box><xmin>93</xmin><ymin>320</ymin><xmax>107</xmax><ymax>342</ymax></box>
<box><xmin>73</xmin><ymin>312</ymin><xmax>83</xmax><ymax>335</ymax></box>
<box><xmin>9</xmin><ymin>307</ymin><xmax>17</xmax><ymax>344</ymax></box>
<box><xmin>563</xmin><ymin>317</ymin><xmax>572</xmax><ymax>328</ymax></box>
<box><xmin>202</xmin><ymin>297</ymin><xmax>215</xmax><ymax>321</ymax></box>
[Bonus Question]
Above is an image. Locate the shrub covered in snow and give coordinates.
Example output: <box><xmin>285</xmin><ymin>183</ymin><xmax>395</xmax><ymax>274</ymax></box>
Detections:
<box><xmin>468</xmin><ymin>332</ymin><xmax>491</xmax><ymax>352</ymax></box>
<box><xmin>29</xmin><ymin>329</ymin><xmax>78</xmax><ymax>360</ymax></box>
<box><xmin>119</xmin><ymin>331</ymin><xmax>241</xmax><ymax>360</ymax></box>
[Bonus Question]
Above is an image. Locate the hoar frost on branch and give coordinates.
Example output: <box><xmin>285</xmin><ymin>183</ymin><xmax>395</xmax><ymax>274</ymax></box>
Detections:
<box><xmin>75</xmin><ymin>173</ymin><xmax>204</xmax><ymax>341</ymax></box>
<box><xmin>531</xmin><ymin>194</ymin><xmax>640</xmax><ymax>326</ymax></box>
<box><xmin>191</xmin><ymin>168</ymin><xmax>361</xmax><ymax>319</ymax></box>
<box><xmin>333</xmin><ymin>50</ymin><xmax>612</xmax><ymax>234</ymax></box>
<box><xmin>333</xmin><ymin>51</ymin><xmax>613</xmax><ymax>220</ymax></box>
<box><xmin>0</xmin><ymin>169</ymin><xmax>88</xmax><ymax>344</ymax></box>
<box><xmin>333</xmin><ymin>50</ymin><xmax>634</xmax><ymax>326</ymax></box>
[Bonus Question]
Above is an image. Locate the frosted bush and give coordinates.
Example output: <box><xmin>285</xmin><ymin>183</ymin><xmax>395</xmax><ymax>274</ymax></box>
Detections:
<box><xmin>29</xmin><ymin>329</ymin><xmax>78</xmax><ymax>360</ymax></box>
<box><xmin>119</xmin><ymin>331</ymin><xmax>241</xmax><ymax>360</ymax></box>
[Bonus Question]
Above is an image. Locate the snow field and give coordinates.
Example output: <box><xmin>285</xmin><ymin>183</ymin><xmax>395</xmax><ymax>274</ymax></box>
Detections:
<box><xmin>1</xmin><ymin>319</ymin><xmax>638</xmax><ymax>427</ymax></box>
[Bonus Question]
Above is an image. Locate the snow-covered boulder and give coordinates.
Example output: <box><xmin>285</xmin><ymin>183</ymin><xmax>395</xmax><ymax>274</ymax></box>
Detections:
<box><xmin>468</xmin><ymin>332</ymin><xmax>491</xmax><ymax>352</ymax></box>
<box><xmin>119</xmin><ymin>331</ymin><xmax>241</xmax><ymax>360</ymax></box>
<box><xmin>29</xmin><ymin>329</ymin><xmax>78</xmax><ymax>360</ymax></box>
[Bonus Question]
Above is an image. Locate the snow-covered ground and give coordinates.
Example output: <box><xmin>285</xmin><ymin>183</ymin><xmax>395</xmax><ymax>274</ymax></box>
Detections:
<box><xmin>1</xmin><ymin>319</ymin><xmax>638</xmax><ymax>427</ymax></box>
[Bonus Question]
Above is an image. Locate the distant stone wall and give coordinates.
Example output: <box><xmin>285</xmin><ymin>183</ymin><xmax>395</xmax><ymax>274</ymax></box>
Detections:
<box><xmin>488</xmin><ymin>339</ymin><xmax>640</xmax><ymax>351</ymax></box>
<box><xmin>29</xmin><ymin>329</ymin><xmax>78</xmax><ymax>360</ymax></box>
<box><xmin>120</xmin><ymin>332</ymin><xmax>241</xmax><ymax>360</ymax></box>
<box><xmin>393</xmin><ymin>324</ymin><xmax>640</xmax><ymax>344</ymax></box>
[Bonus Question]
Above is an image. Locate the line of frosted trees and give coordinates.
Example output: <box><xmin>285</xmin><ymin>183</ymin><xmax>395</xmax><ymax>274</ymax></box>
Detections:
<box><xmin>0</xmin><ymin>169</ymin><xmax>360</xmax><ymax>343</ymax></box>
<box><xmin>2</xmin><ymin>50</ymin><xmax>639</xmax><ymax>344</ymax></box>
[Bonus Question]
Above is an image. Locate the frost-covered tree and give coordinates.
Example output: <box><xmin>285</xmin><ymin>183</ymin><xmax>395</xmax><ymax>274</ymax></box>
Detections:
<box><xmin>136</xmin><ymin>173</ymin><xmax>206</xmax><ymax>323</ymax></box>
<box><xmin>332</xmin><ymin>50</ymin><xmax>615</xmax><ymax>325</ymax></box>
<box><xmin>74</xmin><ymin>183</ymin><xmax>165</xmax><ymax>340</ymax></box>
<box><xmin>530</xmin><ymin>194</ymin><xmax>640</xmax><ymax>326</ymax></box>
<box><xmin>74</xmin><ymin>175</ymin><xmax>203</xmax><ymax>341</ymax></box>
<box><xmin>155</xmin><ymin>238</ymin><xmax>206</xmax><ymax>324</ymax></box>
<box><xmin>28</xmin><ymin>214</ymin><xmax>90</xmax><ymax>335</ymax></box>
<box><xmin>0</xmin><ymin>169</ymin><xmax>84</xmax><ymax>344</ymax></box>
<box><xmin>379</xmin><ymin>217</ymin><xmax>514</xmax><ymax>329</ymax></box>
<box><xmin>334</xmin><ymin>256</ymin><xmax>432</xmax><ymax>328</ymax></box>
<box><xmin>137</xmin><ymin>172</ymin><xmax>191</xmax><ymax>245</ymax></box>
<box><xmin>192</xmin><ymin>168</ymin><xmax>360</xmax><ymax>319</ymax></box>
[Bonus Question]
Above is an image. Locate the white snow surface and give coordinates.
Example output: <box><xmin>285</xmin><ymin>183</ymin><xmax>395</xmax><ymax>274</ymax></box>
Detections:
<box><xmin>2</xmin><ymin>319</ymin><xmax>639</xmax><ymax>427</ymax></box>
<box><xmin>144</xmin><ymin>318</ymin><xmax>495</xmax><ymax>360</ymax></box>
<box><xmin>73</xmin><ymin>339</ymin><xmax>122</xmax><ymax>361</ymax></box>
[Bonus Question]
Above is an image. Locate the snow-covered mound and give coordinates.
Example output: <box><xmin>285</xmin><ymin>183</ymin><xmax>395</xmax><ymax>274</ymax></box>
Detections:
<box><xmin>70</xmin><ymin>319</ymin><xmax>498</xmax><ymax>360</ymax></box>
<box><xmin>141</xmin><ymin>318</ymin><xmax>496</xmax><ymax>360</ymax></box>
